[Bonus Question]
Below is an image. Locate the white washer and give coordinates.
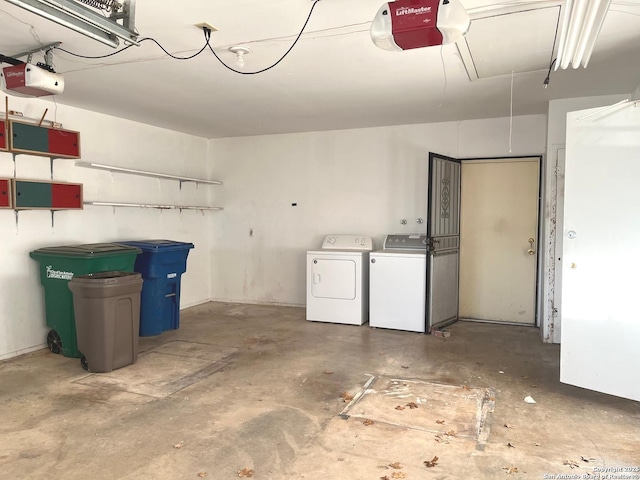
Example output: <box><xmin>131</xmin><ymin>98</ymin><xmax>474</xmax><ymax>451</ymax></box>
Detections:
<box><xmin>369</xmin><ymin>234</ymin><xmax>428</xmax><ymax>333</ymax></box>
<box><xmin>306</xmin><ymin>235</ymin><xmax>374</xmax><ymax>325</ymax></box>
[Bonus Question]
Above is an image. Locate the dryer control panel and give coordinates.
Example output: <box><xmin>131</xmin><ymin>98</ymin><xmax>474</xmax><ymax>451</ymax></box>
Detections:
<box><xmin>321</xmin><ymin>235</ymin><xmax>373</xmax><ymax>251</ymax></box>
<box><xmin>383</xmin><ymin>234</ymin><xmax>428</xmax><ymax>250</ymax></box>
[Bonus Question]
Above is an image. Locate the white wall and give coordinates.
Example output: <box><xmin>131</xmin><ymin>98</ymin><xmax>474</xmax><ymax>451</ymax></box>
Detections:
<box><xmin>541</xmin><ymin>94</ymin><xmax>628</xmax><ymax>344</ymax></box>
<box><xmin>208</xmin><ymin>115</ymin><xmax>546</xmax><ymax>306</ymax></box>
<box><xmin>0</xmin><ymin>96</ymin><xmax>212</xmax><ymax>360</ymax></box>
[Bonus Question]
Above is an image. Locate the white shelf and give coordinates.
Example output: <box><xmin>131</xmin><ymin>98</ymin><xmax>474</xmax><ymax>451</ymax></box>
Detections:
<box><xmin>76</xmin><ymin>162</ymin><xmax>222</xmax><ymax>185</ymax></box>
<box><xmin>84</xmin><ymin>201</ymin><xmax>222</xmax><ymax>211</ymax></box>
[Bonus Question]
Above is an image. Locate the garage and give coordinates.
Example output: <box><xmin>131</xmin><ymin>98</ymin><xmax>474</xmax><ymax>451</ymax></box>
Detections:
<box><xmin>1</xmin><ymin>0</ymin><xmax>639</xmax><ymax>478</ymax></box>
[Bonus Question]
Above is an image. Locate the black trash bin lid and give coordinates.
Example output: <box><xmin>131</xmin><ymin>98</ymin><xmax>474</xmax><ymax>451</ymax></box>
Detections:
<box><xmin>117</xmin><ymin>240</ymin><xmax>194</xmax><ymax>252</ymax></box>
<box><xmin>31</xmin><ymin>243</ymin><xmax>142</xmax><ymax>257</ymax></box>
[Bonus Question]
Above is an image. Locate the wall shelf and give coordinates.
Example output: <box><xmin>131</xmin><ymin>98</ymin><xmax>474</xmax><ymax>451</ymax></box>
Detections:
<box><xmin>76</xmin><ymin>162</ymin><xmax>222</xmax><ymax>185</ymax></box>
<box><xmin>84</xmin><ymin>201</ymin><xmax>223</xmax><ymax>211</ymax></box>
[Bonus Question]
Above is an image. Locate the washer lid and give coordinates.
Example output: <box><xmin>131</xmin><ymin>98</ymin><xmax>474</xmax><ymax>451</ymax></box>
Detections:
<box><xmin>371</xmin><ymin>249</ymin><xmax>426</xmax><ymax>258</ymax></box>
<box><xmin>321</xmin><ymin>235</ymin><xmax>373</xmax><ymax>251</ymax></box>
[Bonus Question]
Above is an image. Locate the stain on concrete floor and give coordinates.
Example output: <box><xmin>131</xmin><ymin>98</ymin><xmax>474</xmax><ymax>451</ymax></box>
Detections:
<box><xmin>75</xmin><ymin>341</ymin><xmax>237</xmax><ymax>398</ymax></box>
<box><xmin>340</xmin><ymin>376</ymin><xmax>495</xmax><ymax>445</ymax></box>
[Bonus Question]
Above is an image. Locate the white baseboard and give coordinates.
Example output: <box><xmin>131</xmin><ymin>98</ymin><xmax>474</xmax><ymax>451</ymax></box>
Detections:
<box><xmin>207</xmin><ymin>297</ymin><xmax>304</xmax><ymax>308</ymax></box>
<box><xmin>0</xmin><ymin>343</ymin><xmax>47</xmax><ymax>361</ymax></box>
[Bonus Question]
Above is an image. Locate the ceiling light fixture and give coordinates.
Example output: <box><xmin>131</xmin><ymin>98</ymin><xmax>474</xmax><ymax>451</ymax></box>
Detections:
<box><xmin>4</xmin><ymin>0</ymin><xmax>139</xmax><ymax>48</ymax></box>
<box><xmin>554</xmin><ymin>0</ymin><xmax>612</xmax><ymax>70</ymax></box>
<box><xmin>228</xmin><ymin>46</ymin><xmax>250</xmax><ymax>69</ymax></box>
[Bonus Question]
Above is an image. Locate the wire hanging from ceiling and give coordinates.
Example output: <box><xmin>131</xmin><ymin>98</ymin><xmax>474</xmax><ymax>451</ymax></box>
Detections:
<box><xmin>206</xmin><ymin>0</ymin><xmax>322</xmax><ymax>75</ymax></box>
<box><xmin>52</xmin><ymin>0</ymin><xmax>323</xmax><ymax>74</ymax></box>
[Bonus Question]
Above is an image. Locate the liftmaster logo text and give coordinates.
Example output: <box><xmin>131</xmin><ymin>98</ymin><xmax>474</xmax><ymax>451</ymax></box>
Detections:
<box><xmin>46</xmin><ymin>265</ymin><xmax>74</xmax><ymax>281</ymax></box>
<box><xmin>396</xmin><ymin>6</ymin><xmax>432</xmax><ymax>15</ymax></box>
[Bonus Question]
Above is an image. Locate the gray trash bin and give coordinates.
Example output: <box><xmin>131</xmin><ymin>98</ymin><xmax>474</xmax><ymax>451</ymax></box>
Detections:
<box><xmin>69</xmin><ymin>271</ymin><xmax>143</xmax><ymax>373</ymax></box>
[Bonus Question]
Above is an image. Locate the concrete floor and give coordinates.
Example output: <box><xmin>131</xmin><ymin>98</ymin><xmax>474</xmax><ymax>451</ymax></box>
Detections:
<box><xmin>1</xmin><ymin>301</ymin><xmax>639</xmax><ymax>479</ymax></box>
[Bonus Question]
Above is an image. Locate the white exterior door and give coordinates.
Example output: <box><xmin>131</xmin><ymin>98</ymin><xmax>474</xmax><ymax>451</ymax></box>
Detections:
<box><xmin>459</xmin><ymin>159</ymin><xmax>540</xmax><ymax>324</ymax></box>
<box><xmin>560</xmin><ymin>104</ymin><xmax>640</xmax><ymax>402</ymax></box>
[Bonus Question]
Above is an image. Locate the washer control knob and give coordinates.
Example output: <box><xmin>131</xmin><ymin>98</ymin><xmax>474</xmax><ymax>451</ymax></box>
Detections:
<box><xmin>371</xmin><ymin>258</ymin><xmax>376</xmax><ymax>263</ymax></box>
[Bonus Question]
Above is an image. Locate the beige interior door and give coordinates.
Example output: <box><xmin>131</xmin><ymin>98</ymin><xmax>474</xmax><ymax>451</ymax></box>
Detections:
<box><xmin>459</xmin><ymin>158</ymin><xmax>539</xmax><ymax>324</ymax></box>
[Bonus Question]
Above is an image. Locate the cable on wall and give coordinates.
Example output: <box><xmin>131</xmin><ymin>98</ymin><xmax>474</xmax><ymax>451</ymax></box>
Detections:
<box><xmin>509</xmin><ymin>70</ymin><xmax>514</xmax><ymax>154</ymax></box>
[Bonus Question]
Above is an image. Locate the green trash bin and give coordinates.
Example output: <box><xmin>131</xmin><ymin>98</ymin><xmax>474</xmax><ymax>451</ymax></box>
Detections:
<box><xmin>30</xmin><ymin>243</ymin><xmax>142</xmax><ymax>358</ymax></box>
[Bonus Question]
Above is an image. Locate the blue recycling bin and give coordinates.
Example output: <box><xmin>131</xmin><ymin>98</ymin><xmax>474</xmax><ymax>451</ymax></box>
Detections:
<box><xmin>117</xmin><ymin>240</ymin><xmax>194</xmax><ymax>336</ymax></box>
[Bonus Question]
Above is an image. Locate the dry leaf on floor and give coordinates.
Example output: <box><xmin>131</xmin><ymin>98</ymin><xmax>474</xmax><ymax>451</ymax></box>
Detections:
<box><xmin>238</xmin><ymin>468</ymin><xmax>254</xmax><ymax>477</ymax></box>
<box><xmin>434</xmin><ymin>434</ymin><xmax>449</xmax><ymax>444</ymax></box>
<box><xmin>405</xmin><ymin>402</ymin><xmax>418</xmax><ymax>409</ymax></box>
<box><xmin>462</xmin><ymin>385</ymin><xmax>471</xmax><ymax>391</ymax></box>
<box><xmin>489</xmin><ymin>396</ymin><xmax>496</xmax><ymax>401</ymax></box>
<box><xmin>395</xmin><ymin>405</ymin><xmax>406</xmax><ymax>411</ymax></box>
<box><xmin>197</xmin><ymin>473</ymin><xmax>206</xmax><ymax>478</ymax></box>
<box><xmin>173</xmin><ymin>441</ymin><xmax>185</xmax><ymax>449</ymax></box>
<box><xmin>563</xmin><ymin>460</ymin><xmax>580</xmax><ymax>469</ymax></box>
<box><xmin>445</xmin><ymin>430</ymin><xmax>456</xmax><ymax>437</ymax></box>
<box><xmin>388</xmin><ymin>462</ymin><xmax>403</xmax><ymax>469</ymax></box>
<box><xmin>436</xmin><ymin>419</ymin><xmax>446</xmax><ymax>425</ymax></box>
<box><xmin>340</xmin><ymin>392</ymin><xmax>354</xmax><ymax>402</ymax></box>
<box><xmin>380</xmin><ymin>476</ymin><xmax>390</xmax><ymax>480</ymax></box>
<box><xmin>401</xmin><ymin>365</ymin><xmax>409</xmax><ymax>369</ymax></box>
<box><xmin>507</xmin><ymin>442</ymin><xmax>516</xmax><ymax>448</ymax></box>
<box><xmin>504</xmin><ymin>423</ymin><xmax>515</xmax><ymax>429</ymax></box>
<box><xmin>363</xmin><ymin>419</ymin><xmax>375</xmax><ymax>426</ymax></box>
<box><xmin>324</xmin><ymin>371</ymin><xmax>334</xmax><ymax>375</ymax></box>
<box><xmin>424</xmin><ymin>456</ymin><xmax>439</xmax><ymax>468</ymax></box>
<box><xmin>391</xmin><ymin>473</ymin><xmax>406</xmax><ymax>479</ymax></box>
<box><xmin>534</xmin><ymin>443</ymin><xmax>541</xmax><ymax>447</ymax></box>
<box><xmin>530</xmin><ymin>384</ymin><xmax>538</xmax><ymax>388</ymax></box>
<box><xmin>581</xmin><ymin>455</ymin><xmax>596</xmax><ymax>463</ymax></box>
<box><xmin>503</xmin><ymin>466</ymin><xmax>519</xmax><ymax>474</ymax></box>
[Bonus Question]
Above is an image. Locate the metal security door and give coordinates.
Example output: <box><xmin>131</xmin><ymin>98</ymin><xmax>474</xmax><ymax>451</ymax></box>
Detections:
<box><xmin>426</xmin><ymin>153</ymin><xmax>461</xmax><ymax>332</ymax></box>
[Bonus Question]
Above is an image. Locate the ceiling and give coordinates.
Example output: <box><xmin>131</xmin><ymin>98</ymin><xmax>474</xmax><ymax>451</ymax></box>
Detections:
<box><xmin>1</xmin><ymin>0</ymin><xmax>639</xmax><ymax>138</ymax></box>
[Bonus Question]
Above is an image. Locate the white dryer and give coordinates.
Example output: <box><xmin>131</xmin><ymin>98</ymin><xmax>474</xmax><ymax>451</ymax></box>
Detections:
<box><xmin>306</xmin><ymin>235</ymin><xmax>374</xmax><ymax>325</ymax></box>
<box><xmin>369</xmin><ymin>234</ymin><xmax>428</xmax><ymax>332</ymax></box>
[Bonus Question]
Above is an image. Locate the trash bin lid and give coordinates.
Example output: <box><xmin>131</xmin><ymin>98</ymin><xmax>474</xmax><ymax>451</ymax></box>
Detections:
<box><xmin>70</xmin><ymin>271</ymin><xmax>143</xmax><ymax>285</ymax></box>
<box><xmin>31</xmin><ymin>243</ymin><xmax>142</xmax><ymax>257</ymax></box>
<box><xmin>117</xmin><ymin>240</ymin><xmax>194</xmax><ymax>252</ymax></box>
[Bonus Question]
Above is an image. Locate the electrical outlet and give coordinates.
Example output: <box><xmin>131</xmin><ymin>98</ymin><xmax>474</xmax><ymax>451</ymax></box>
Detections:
<box><xmin>194</xmin><ymin>22</ymin><xmax>218</xmax><ymax>32</ymax></box>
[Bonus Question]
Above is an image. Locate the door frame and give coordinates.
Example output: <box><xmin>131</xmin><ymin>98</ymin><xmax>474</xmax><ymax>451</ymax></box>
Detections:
<box><xmin>456</xmin><ymin>154</ymin><xmax>544</xmax><ymax>327</ymax></box>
